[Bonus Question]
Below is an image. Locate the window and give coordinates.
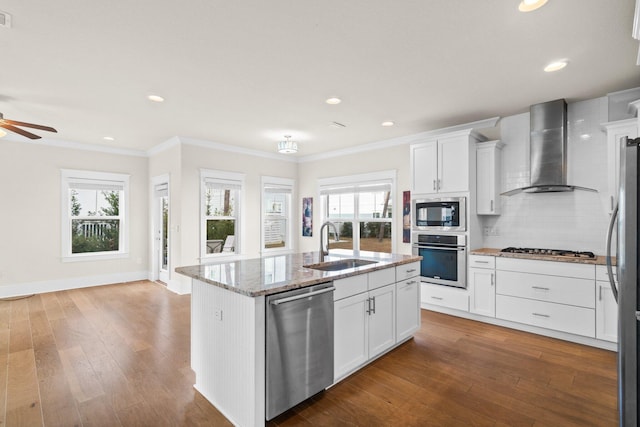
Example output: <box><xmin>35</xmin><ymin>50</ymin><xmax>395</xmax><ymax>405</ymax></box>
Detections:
<box><xmin>61</xmin><ymin>169</ymin><xmax>130</xmax><ymax>261</ymax></box>
<box><xmin>262</xmin><ymin>176</ymin><xmax>294</xmax><ymax>253</ymax></box>
<box><xmin>319</xmin><ymin>171</ymin><xmax>395</xmax><ymax>254</ymax></box>
<box><xmin>201</xmin><ymin>169</ymin><xmax>244</xmax><ymax>258</ymax></box>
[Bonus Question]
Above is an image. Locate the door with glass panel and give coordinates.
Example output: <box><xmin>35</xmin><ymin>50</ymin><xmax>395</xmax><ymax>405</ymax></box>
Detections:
<box><xmin>154</xmin><ymin>182</ymin><xmax>170</xmax><ymax>283</ymax></box>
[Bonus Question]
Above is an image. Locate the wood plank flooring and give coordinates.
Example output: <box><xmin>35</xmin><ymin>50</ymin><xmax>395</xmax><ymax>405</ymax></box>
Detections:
<box><xmin>0</xmin><ymin>281</ymin><xmax>618</xmax><ymax>426</ymax></box>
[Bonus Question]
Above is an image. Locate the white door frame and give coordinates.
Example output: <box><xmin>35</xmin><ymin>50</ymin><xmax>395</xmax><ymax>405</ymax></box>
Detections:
<box><xmin>150</xmin><ymin>174</ymin><xmax>170</xmax><ymax>283</ymax></box>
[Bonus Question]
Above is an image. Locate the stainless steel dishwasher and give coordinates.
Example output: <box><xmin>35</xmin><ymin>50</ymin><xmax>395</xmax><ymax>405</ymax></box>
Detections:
<box><xmin>266</xmin><ymin>282</ymin><xmax>334</xmax><ymax>420</ymax></box>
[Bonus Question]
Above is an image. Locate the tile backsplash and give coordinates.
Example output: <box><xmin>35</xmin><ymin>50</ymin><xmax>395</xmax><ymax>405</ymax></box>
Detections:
<box><xmin>480</xmin><ymin>97</ymin><xmax>612</xmax><ymax>254</ymax></box>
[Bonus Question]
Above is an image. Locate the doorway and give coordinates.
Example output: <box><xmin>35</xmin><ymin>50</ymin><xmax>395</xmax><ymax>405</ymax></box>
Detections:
<box><xmin>153</xmin><ymin>177</ymin><xmax>170</xmax><ymax>283</ymax></box>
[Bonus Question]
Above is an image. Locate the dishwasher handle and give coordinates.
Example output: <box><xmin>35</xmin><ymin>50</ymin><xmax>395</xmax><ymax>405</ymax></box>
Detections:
<box><xmin>270</xmin><ymin>286</ymin><xmax>335</xmax><ymax>305</ymax></box>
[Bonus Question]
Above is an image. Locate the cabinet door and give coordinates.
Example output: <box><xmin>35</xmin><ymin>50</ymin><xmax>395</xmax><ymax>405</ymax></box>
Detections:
<box><xmin>396</xmin><ymin>279</ymin><xmax>420</xmax><ymax>342</ymax></box>
<box><xmin>334</xmin><ymin>293</ymin><xmax>369</xmax><ymax>380</ymax></box>
<box><xmin>411</xmin><ymin>141</ymin><xmax>439</xmax><ymax>194</ymax></box>
<box><xmin>476</xmin><ymin>143</ymin><xmax>501</xmax><ymax>215</ymax></box>
<box><xmin>438</xmin><ymin>135</ymin><xmax>469</xmax><ymax>193</ymax></box>
<box><xmin>596</xmin><ymin>281</ymin><xmax>618</xmax><ymax>343</ymax></box>
<box><xmin>368</xmin><ymin>285</ymin><xmax>396</xmax><ymax>359</ymax></box>
<box><xmin>469</xmin><ymin>268</ymin><xmax>495</xmax><ymax>317</ymax></box>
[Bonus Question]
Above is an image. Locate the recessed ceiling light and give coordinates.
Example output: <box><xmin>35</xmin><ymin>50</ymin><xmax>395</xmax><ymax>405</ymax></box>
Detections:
<box><xmin>325</xmin><ymin>97</ymin><xmax>341</xmax><ymax>105</ymax></box>
<box><xmin>544</xmin><ymin>60</ymin><xmax>568</xmax><ymax>72</ymax></box>
<box><xmin>518</xmin><ymin>0</ymin><xmax>548</xmax><ymax>12</ymax></box>
<box><xmin>381</xmin><ymin>121</ymin><xmax>395</xmax><ymax>127</ymax></box>
<box><xmin>103</xmin><ymin>136</ymin><xmax>115</xmax><ymax>141</ymax></box>
<box><xmin>0</xmin><ymin>128</ymin><xmax>6</xmax><ymax>138</ymax></box>
<box><xmin>147</xmin><ymin>94</ymin><xmax>165</xmax><ymax>103</ymax></box>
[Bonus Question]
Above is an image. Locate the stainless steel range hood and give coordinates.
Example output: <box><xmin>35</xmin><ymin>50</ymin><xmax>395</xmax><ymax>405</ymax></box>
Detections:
<box><xmin>501</xmin><ymin>99</ymin><xmax>597</xmax><ymax>196</ymax></box>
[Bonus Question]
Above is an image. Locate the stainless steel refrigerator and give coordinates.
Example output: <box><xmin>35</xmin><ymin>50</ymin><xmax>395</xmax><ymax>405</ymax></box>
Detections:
<box><xmin>606</xmin><ymin>136</ymin><xmax>640</xmax><ymax>427</ymax></box>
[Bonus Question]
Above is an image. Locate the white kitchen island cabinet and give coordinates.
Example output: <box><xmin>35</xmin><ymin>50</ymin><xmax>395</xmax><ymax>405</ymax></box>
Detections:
<box><xmin>177</xmin><ymin>251</ymin><xmax>421</xmax><ymax>427</ymax></box>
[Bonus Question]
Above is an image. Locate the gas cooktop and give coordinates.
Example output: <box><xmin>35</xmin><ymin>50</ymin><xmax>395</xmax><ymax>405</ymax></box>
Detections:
<box><xmin>500</xmin><ymin>247</ymin><xmax>596</xmax><ymax>259</ymax></box>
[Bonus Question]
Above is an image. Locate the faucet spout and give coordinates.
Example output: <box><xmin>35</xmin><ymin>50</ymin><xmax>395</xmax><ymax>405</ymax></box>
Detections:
<box><xmin>319</xmin><ymin>221</ymin><xmax>339</xmax><ymax>262</ymax></box>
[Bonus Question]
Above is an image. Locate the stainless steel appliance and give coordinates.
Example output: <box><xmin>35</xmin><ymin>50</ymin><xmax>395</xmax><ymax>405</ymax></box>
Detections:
<box><xmin>502</xmin><ymin>99</ymin><xmax>596</xmax><ymax>196</ymax></box>
<box><xmin>412</xmin><ymin>233</ymin><xmax>466</xmax><ymax>288</ymax></box>
<box><xmin>606</xmin><ymin>136</ymin><xmax>640</xmax><ymax>426</ymax></box>
<box><xmin>501</xmin><ymin>247</ymin><xmax>596</xmax><ymax>259</ymax></box>
<box><xmin>413</xmin><ymin>197</ymin><xmax>466</xmax><ymax>232</ymax></box>
<box><xmin>265</xmin><ymin>282</ymin><xmax>335</xmax><ymax>420</ymax></box>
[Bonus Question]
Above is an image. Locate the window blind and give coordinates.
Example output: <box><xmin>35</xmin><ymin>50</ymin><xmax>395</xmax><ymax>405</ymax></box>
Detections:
<box><xmin>205</xmin><ymin>178</ymin><xmax>242</xmax><ymax>190</ymax></box>
<box><xmin>320</xmin><ymin>180</ymin><xmax>392</xmax><ymax>195</ymax></box>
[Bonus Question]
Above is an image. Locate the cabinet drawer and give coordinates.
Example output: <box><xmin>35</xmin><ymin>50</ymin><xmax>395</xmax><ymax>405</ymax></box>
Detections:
<box><xmin>369</xmin><ymin>267</ymin><xmax>396</xmax><ymax>291</ymax></box>
<box><xmin>595</xmin><ymin>265</ymin><xmax>616</xmax><ymax>282</ymax></box>
<box><xmin>396</xmin><ymin>261</ymin><xmax>420</xmax><ymax>281</ymax></box>
<box><xmin>421</xmin><ymin>283</ymin><xmax>469</xmax><ymax>312</ymax></box>
<box><xmin>496</xmin><ymin>257</ymin><xmax>594</xmax><ymax>279</ymax></box>
<box><xmin>496</xmin><ymin>294</ymin><xmax>595</xmax><ymax>337</ymax></box>
<box><xmin>496</xmin><ymin>270</ymin><xmax>594</xmax><ymax>308</ymax></box>
<box><xmin>469</xmin><ymin>255</ymin><xmax>495</xmax><ymax>269</ymax></box>
<box><xmin>334</xmin><ymin>275</ymin><xmax>368</xmax><ymax>301</ymax></box>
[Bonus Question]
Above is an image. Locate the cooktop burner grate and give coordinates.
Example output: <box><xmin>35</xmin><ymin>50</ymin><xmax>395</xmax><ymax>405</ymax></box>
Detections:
<box><xmin>500</xmin><ymin>247</ymin><xmax>596</xmax><ymax>259</ymax></box>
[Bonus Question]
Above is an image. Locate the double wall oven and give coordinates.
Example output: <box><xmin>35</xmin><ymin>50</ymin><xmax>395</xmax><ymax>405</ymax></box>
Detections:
<box><xmin>411</xmin><ymin>197</ymin><xmax>467</xmax><ymax>289</ymax></box>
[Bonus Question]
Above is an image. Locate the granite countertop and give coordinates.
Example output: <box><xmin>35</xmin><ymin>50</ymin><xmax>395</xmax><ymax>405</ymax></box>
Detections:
<box><xmin>175</xmin><ymin>250</ymin><xmax>422</xmax><ymax>297</ymax></box>
<box><xmin>470</xmin><ymin>248</ymin><xmax>614</xmax><ymax>266</ymax></box>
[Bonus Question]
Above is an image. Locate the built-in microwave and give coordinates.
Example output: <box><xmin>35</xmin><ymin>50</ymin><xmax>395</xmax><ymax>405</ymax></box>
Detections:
<box><xmin>413</xmin><ymin>197</ymin><xmax>466</xmax><ymax>232</ymax></box>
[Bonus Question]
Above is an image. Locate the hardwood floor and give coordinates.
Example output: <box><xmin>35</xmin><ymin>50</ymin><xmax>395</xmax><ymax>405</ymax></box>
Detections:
<box><xmin>0</xmin><ymin>281</ymin><xmax>617</xmax><ymax>426</ymax></box>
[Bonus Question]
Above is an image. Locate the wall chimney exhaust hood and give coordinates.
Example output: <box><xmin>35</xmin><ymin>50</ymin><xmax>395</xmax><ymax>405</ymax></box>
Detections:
<box><xmin>501</xmin><ymin>99</ymin><xmax>597</xmax><ymax>196</ymax></box>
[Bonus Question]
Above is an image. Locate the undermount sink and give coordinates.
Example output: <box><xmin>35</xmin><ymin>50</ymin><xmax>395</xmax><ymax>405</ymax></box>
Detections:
<box><xmin>304</xmin><ymin>258</ymin><xmax>377</xmax><ymax>272</ymax></box>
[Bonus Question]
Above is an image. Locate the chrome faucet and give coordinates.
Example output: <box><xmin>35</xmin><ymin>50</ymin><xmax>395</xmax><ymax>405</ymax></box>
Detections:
<box><xmin>319</xmin><ymin>221</ymin><xmax>339</xmax><ymax>262</ymax></box>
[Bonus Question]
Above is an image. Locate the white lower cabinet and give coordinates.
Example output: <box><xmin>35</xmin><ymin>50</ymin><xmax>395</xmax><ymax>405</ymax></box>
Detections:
<box><xmin>469</xmin><ymin>268</ymin><xmax>495</xmax><ymax>317</ymax></box>
<box><xmin>396</xmin><ymin>278</ymin><xmax>421</xmax><ymax>342</ymax></box>
<box><xmin>334</xmin><ymin>283</ymin><xmax>396</xmax><ymax>380</ymax></box>
<box><xmin>421</xmin><ymin>282</ymin><xmax>469</xmax><ymax>311</ymax></box>
<box><xmin>334</xmin><ymin>262</ymin><xmax>421</xmax><ymax>382</ymax></box>
<box><xmin>596</xmin><ymin>266</ymin><xmax>618</xmax><ymax>343</ymax></box>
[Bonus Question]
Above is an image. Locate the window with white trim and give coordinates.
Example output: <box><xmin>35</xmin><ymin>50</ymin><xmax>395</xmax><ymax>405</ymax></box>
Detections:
<box><xmin>61</xmin><ymin>169</ymin><xmax>130</xmax><ymax>261</ymax></box>
<box><xmin>319</xmin><ymin>171</ymin><xmax>395</xmax><ymax>254</ymax></box>
<box><xmin>201</xmin><ymin>169</ymin><xmax>244</xmax><ymax>258</ymax></box>
<box><xmin>261</xmin><ymin>176</ymin><xmax>294</xmax><ymax>253</ymax></box>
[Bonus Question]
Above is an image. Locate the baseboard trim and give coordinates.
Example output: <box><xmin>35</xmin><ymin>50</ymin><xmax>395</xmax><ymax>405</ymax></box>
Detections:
<box><xmin>0</xmin><ymin>271</ymin><xmax>149</xmax><ymax>298</ymax></box>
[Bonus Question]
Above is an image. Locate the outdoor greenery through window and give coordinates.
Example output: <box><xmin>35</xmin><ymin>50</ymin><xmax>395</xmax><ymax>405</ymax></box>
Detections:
<box><xmin>320</xmin><ymin>173</ymin><xmax>394</xmax><ymax>254</ymax></box>
<box><xmin>202</xmin><ymin>170</ymin><xmax>244</xmax><ymax>257</ymax></box>
<box><xmin>61</xmin><ymin>170</ymin><xmax>129</xmax><ymax>260</ymax></box>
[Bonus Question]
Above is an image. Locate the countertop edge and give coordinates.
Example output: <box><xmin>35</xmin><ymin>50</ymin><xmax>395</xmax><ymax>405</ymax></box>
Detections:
<box><xmin>469</xmin><ymin>248</ymin><xmax>614</xmax><ymax>266</ymax></box>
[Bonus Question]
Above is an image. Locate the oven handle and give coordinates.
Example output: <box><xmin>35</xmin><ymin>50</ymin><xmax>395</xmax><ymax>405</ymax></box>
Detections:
<box><xmin>413</xmin><ymin>245</ymin><xmax>466</xmax><ymax>251</ymax></box>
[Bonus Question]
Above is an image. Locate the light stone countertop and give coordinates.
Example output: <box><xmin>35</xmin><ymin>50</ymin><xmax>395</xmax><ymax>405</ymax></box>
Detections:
<box><xmin>470</xmin><ymin>247</ymin><xmax>614</xmax><ymax>266</ymax></box>
<box><xmin>175</xmin><ymin>249</ymin><xmax>422</xmax><ymax>297</ymax></box>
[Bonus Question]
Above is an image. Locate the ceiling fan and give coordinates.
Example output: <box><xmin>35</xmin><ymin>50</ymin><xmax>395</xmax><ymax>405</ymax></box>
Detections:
<box><xmin>0</xmin><ymin>112</ymin><xmax>57</xmax><ymax>139</ymax></box>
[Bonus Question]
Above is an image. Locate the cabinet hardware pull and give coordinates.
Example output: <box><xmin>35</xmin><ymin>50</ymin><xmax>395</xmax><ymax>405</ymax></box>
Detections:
<box><xmin>438</xmin><ymin>179</ymin><xmax>441</xmax><ymax>190</ymax></box>
<box><xmin>433</xmin><ymin>180</ymin><xmax>436</xmax><ymax>191</ymax></box>
<box><xmin>599</xmin><ymin>285</ymin><xmax>602</xmax><ymax>301</ymax></box>
<box><xmin>431</xmin><ymin>296</ymin><xmax>443</xmax><ymax>300</ymax></box>
<box><xmin>531</xmin><ymin>286</ymin><xmax>550</xmax><ymax>291</ymax></box>
<box><xmin>406</xmin><ymin>269</ymin><xmax>416</xmax><ymax>273</ymax></box>
<box><xmin>491</xmin><ymin>273</ymin><xmax>494</xmax><ymax>286</ymax></box>
<box><xmin>490</xmin><ymin>200</ymin><xmax>494</xmax><ymax>212</ymax></box>
<box><xmin>366</xmin><ymin>297</ymin><xmax>371</xmax><ymax>314</ymax></box>
<box><xmin>532</xmin><ymin>313</ymin><xmax>550</xmax><ymax>318</ymax></box>
<box><xmin>475</xmin><ymin>260</ymin><xmax>489</xmax><ymax>264</ymax></box>
<box><xmin>371</xmin><ymin>296</ymin><xmax>376</xmax><ymax>314</ymax></box>
<box><xmin>611</xmin><ymin>196</ymin><xmax>614</xmax><ymax>211</ymax></box>
<box><xmin>407</xmin><ymin>280</ymin><xmax>418</xmax><ymax>285</ymax></box>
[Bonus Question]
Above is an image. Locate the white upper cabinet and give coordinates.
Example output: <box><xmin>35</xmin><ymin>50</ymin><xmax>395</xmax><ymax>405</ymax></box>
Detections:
<box><xmin>602</xmin><ymin>118</ymin><xmax>638</xmax><ymax>214</ymax></box>
<box><xmin>476</xmin><ymin>141</ymin><xmax>503</xmax><ymax>215</ymax></box>
<box><xmin>411</xmin><ymin>130</ymin><xmax>483</xmax><ymax>196</ymax></box>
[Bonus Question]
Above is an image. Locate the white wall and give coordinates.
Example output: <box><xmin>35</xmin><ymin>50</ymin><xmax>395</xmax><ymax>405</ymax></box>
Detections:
<box><xmin>0</xmin><ymin>140</ymin><xmax>148</xmax><ymax>295</ymax></box>
<box><xmin>481</xmin><ymin>97</ymin><xmax>611</xmax><ymax>253</ymax></box>
<box><xmin>297</xmin><ymin>144</ymin><xmax>412</xmax><ymax>256</ymax></box>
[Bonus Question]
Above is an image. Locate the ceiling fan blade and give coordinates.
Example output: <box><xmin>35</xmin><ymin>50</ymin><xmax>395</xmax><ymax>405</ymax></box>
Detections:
<box><xmin>3</xmin><ymin>119</ymin><xmax>57</xmax><ymax>133</ymax></box>
<box><xmin>0</xmin><ymin>123</ymin><xmax>42</xmax><ymax>139</ymax></box>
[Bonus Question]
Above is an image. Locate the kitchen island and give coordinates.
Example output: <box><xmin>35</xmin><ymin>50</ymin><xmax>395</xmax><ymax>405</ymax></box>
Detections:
<box><xmin>176</xmin><ymin>250</ymin><xmax>421</xmax><ymax>427</ymax></box>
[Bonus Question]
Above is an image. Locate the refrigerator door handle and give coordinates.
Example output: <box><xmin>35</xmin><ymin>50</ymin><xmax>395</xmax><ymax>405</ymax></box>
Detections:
<box><xmin>606</xmin><ymin>202</ymin><xmax>619</xmax><ymax>303</ymax></box>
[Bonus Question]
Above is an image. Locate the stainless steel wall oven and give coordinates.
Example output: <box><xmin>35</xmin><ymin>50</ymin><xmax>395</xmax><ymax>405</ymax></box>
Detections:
<box><xmin>413</xmin><ymin>197</ymin><xmax>466</xmax><ymax>232</ymax></box>
<box><xmin>412</xmin><ymin>233</ymin><xmax>466</xmax><ymax>288</ymax></box>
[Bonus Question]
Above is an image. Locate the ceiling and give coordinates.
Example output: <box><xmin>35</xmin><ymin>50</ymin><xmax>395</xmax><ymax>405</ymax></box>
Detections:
<box><xmin>1</xmin><ymin>0</ymin><xmax>639</xmax><ymax>156</ymax></box>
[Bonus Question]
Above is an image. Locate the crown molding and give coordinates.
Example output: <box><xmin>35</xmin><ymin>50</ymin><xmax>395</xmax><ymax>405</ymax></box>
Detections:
<box><xmin>1</xmin><ymin>134</ymin><xmax>148</xmax><ymax>157</ymax></box>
